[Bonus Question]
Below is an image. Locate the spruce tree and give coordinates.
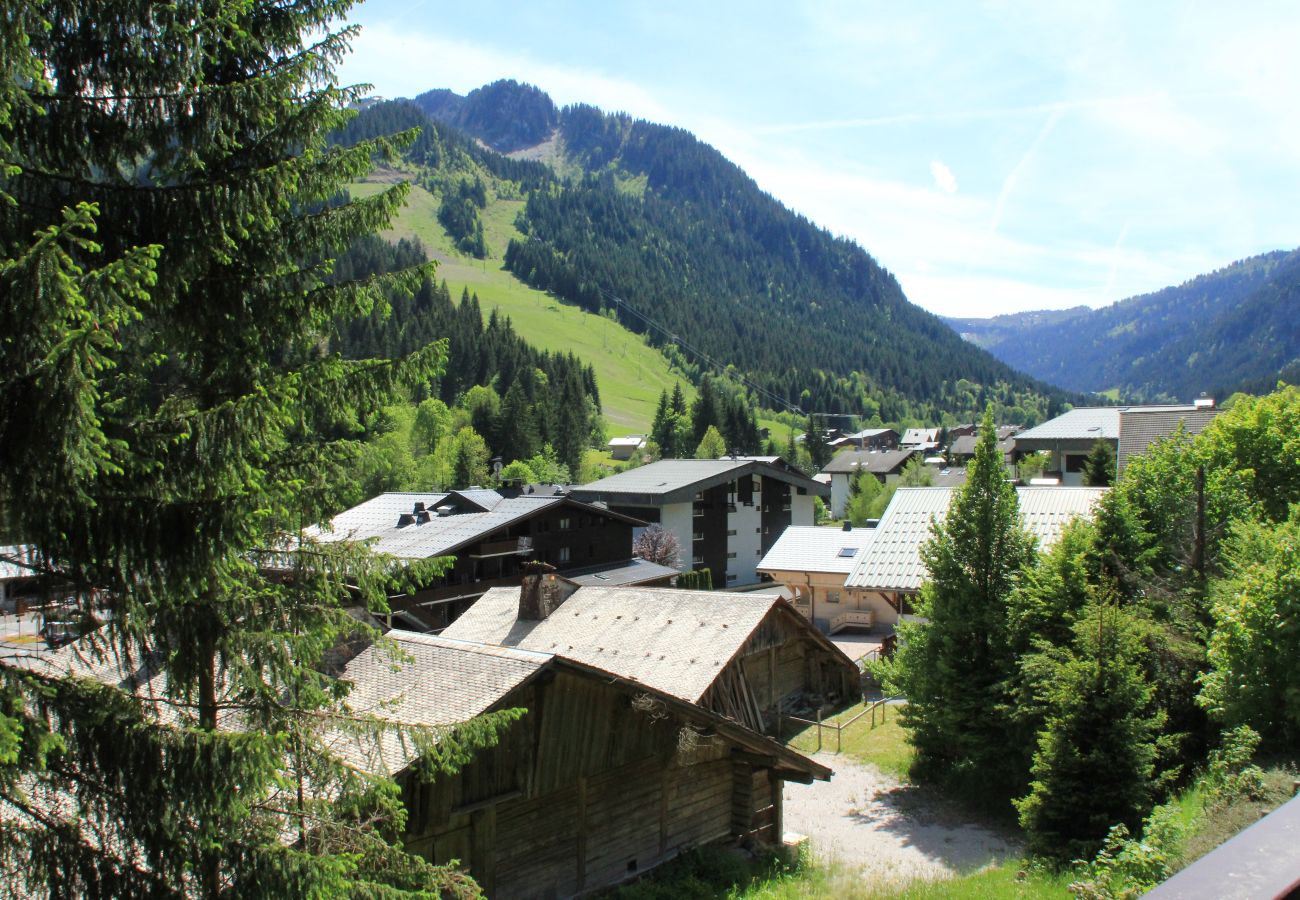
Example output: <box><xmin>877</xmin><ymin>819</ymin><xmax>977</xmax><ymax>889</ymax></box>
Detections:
<box><xmin>1082</xmin><ymin>438</ymin><xmax>1116</xmax><ymax>487</ymax></box>
<box><xmin>690</xmin><ymin>375</ymin><xmax>720</xmax><ymax>446</ymax></box>
<box><xmin>0</xmin><ymin>3</ymin><xmax>513</xmax><ymax>895</ymax></box>
<box><xmin>885</xmin><ymin>407</ymin><xmax>1036</xmax><ymax>800</ymax></box>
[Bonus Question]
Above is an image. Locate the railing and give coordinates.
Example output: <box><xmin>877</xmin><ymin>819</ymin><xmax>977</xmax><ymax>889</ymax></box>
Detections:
<box><xmin>468</xmin><ymin>537</ymin><xmax>532</xmax><ymax>558</ymax></box>
<box><xmin>828</xmin><ymin>608</ymin><xmax>876</xmax><ymax>634</ymax></box>
<box><xmin>780</xmin><ymin>695</ymin><xmax>902</xmax><ymax>753</ymax></box>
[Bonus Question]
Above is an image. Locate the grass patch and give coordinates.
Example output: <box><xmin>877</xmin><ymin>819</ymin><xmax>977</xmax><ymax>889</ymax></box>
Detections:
<box><xmin>349</xmin><ymin>179</ymin><xmax>693</xmax><ymax>434</ymax></box>
<box><xmin>1170</xmin><ymin>761</ymin><xmax>1297</xmax><ymax>870</ymax></box>
<box><xmin>787</xmin><ymin>703</ymin><xmax>914</xmax><ymax>780</ymax></box>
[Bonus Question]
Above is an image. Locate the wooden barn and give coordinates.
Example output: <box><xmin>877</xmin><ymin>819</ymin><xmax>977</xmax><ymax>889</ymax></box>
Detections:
<box><xmin>338</xmin><ymin>632</ymin><xmax>831</xmax><ymax>897</ymax></box>
<box><xmin>439</xmin><ymin>573</ymin><xmax>862</xmax><ymax>735</ymax></box>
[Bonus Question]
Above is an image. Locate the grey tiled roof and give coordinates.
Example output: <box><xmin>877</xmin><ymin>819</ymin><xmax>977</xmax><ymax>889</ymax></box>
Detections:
<box><xmin>335</xmin><ymin>633</ymin><xmax>549</xmax><ymax>775</ymax></box>
<box><xmin>757</xmin><ymin>526</ymin><xmax>877</xmax><ymax>575</ymax></box>
<box><xmin>442</xmin><ymin>586</ymin><xmax>784</xmax><ymax>703</ymax></box>
<box><xmin>570</xmin><ymin>458</ymin><xmax>828</xmax><ymax>505</ymax></box>
<box><xmin>1117</xmin><ymin>408</ymin><xmax>1219</xmax><ymax>473</ymax></box>
<box><xmin>309</xmin><ymin>491</ymin><xmax>642</xmax><ymax>560</ymax></box>
<box><xmin>843</xmin><ymin>486</ymin><xmax>1107</xmax><ymax>591</ymax></box>
<box><xmin>821</xmin><ymin>449</ymin><xmax>915</xmax><ymax>475</ymax></box>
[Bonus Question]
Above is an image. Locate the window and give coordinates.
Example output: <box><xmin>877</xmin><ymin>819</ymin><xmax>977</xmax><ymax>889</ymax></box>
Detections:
<box><xmin>693</xmin><ymin>504</ymin><xmax>704</xmax><ymax>518</ymax></box>
<box><xmin>693</xmin><ymin>531</ymin><xmax>704</xmax><ymax>542</ymax></box>
<box><xmin>1065</xmin><ymin>454</ymin><xmax>1087</xmax><ymax>473</ymax></box>
<box><xmin>838</xmin><ymin>547</ymin><xmax>857</xmax><ymax>558</ymax></box>
<box><xmin>692</xmin><ymin>554</ymin><xmax>704</xmax><ymax>566</ymax></box>
<box><xmin>557</xmin><ymin>547</ymin><xmax>570</xmax><ymax>563</ymax></box>
<box><xmin>726</xmin><ymin>573</ymin><xmax>737</xmax><ymax>582</ymax></box>
<box><xmin>726</xmin><ymin>529</ymin><xmax>737</xmax><ymax>537</ymax></box>
<box><xmin>826</xmin><ymin>590</ymin><xmax>841</xmax><ymax>604</ymax></box>
<box><xmin>559</xmin><ymin>517</ymin><xmax>571</xmax><ymax>531</ymax></box>
<box><xmin>726</xmin><ymin>551</ymin><xmax>737</xmax><ymax>559</ymax></box>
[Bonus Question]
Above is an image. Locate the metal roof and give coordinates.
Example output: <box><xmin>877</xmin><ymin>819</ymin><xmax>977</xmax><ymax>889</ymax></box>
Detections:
<box><xmin>757</xmin><ymin>526</ymin><xmax>877</xmax><ymax>575</ymax></box>
<box><xmin>442</xmin><ymin>585</ymin><xmax>786</xmax><ymax>703</ymax></box>
<box><xmin>570</xmin><ymin>458</ymin><xmax>828</xmax><ymax>506</ymax></box>
<box><xmin>1117</xmin><ymin>408</ymin><xmax>1219</xmax><ymax>473</ymax></box>
<box><xmin>310</xmin><ymin>491</ymin><xmax>643</xmax><ymax>560</ymax></box>
<box><xmin>562</xmin><ymin>557</ymin><xmax>681</xmax><ymax>586</ymax></box>
<box><xmin>821</xmin><ymin>449</ymin><xmax>915</xmax><ymax>475</ymax></box>
<box><xmin>1016</xmin><ymin>407</ymin><xmax>1124</xmax><ymax>442</ymax></box>
<box><xmin>843</xmin><ymin>486</ymin><xmax>1107</xmax><ymax>591</ymax></box>
<box><xmin>900</xmin><ymin>428</ymin><xmax>940</xmax><ymax>446</ymax></box>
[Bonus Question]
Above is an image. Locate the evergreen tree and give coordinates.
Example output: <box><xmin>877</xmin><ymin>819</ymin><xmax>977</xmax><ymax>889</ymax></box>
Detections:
<box><xmin>0</xmin><ymin>4</ymin><xmax>511</xmax><ymax>894</ymax></box>
<box><xmin>690</xmin><ymin>375</ymin><xmax>720</xmax><ymax>446</ymax></box>
<box><xmin>885</xmin><ymin>407</ymin><xmax>1036</xmax><ymax>800</ymax></box>
<box><xmin>451</xmin><ymin>426</ymin><xmax>492</xmax><ymax>487</ymax></box>
<box><xmin>1082</xmin><ymin>439</ymin><xmax>1116</xmax><ymax>487</ymax></box>
<box><xmin>844</xmin><ymin>470</ymin><xmax>883</xmax><ymax>526</ymax></box>
<box><xmin>806</xmin><ymin>414</ymin><xmax>832</xmax><ymax>470</ymax></box>
<box><xmin>1016</xmin><ymin>601</ymin><xmax>1163</xmax><ymax>862</ymax></box>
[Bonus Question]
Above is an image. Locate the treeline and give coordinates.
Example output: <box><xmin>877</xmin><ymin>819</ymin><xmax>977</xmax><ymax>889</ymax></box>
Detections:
<box><xmin>648</xmin><ymin>377</ymin><xmax>762</xmax><ymax>459</ymax></box>
<box><xmin>882</xmin><ymin>386</ymin><xmax>1300</xmax><ymax>885</ymax></box>
<box><xmin>499</xmin><ymin>101</ymin><xmax>1070</xmax><ymax>423</ymax></box>
<box><xmin>331</xmin><ymin>236</ymin><xmax>603</xmax><ymax>491</ymax></box>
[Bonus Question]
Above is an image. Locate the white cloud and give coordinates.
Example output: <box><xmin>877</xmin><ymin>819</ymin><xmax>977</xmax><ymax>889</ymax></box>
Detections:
<box><xmin>930</xmin><ymin>160</ymin><xmax>958</xmax><ymax>194</ymax></box>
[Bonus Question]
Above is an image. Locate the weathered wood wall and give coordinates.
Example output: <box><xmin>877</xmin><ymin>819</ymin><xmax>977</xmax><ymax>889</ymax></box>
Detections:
<box><xmin>401</xmin><ymin>669</ymin><xmax>782</xmax><ymax>897</ymax></box>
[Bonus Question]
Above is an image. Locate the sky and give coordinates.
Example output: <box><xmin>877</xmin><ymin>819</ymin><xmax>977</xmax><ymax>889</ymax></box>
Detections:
<box><xmin>337</xmin><ymin>1</ymin><xmax>1300</xmax><ymax>319</ymax></box>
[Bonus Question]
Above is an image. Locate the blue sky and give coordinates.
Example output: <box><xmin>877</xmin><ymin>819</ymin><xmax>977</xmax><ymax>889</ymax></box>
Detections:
<box><xmin>338</xmin><ymin>1</ymin><xmax>1300</xmax><ymax>318</ymax></box>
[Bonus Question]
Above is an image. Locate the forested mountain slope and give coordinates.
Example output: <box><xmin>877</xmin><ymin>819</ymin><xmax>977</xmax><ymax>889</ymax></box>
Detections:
<box><xmin>380</xmin><ymin>81</ymin><xmax>1073</xmax><ymax>426</ymax></box>
<box><xmin>948</xmin><ymin>249</ymin><xmax>1300</xmax><ymax>402</ymax></box>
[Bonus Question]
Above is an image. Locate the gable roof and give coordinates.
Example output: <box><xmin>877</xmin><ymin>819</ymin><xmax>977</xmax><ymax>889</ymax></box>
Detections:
<box><xmin>337</xmin><ymin>630</ymin><xmax>830</xmax><ymax>781</ymax></box>
<box><xmin>309</xmin><ymin>491</ymin><xmax>644</xmax><ymax>561</ymax></box>
<box><xmin>843</xmin><ymin>486</ymin><xmax>1107</xmax><ymax>591</ymax></box>
<box><xmin>441</xmin><ymin>585</ymin><xmax>847</xmax><ymax>704</ymax></box>
<box><xmin>821</xmin><ymin>448</ymin><xmax>915</xmax><ymax>476</ymax></box>
<box><xmin>1117</xmin><ymin>407</ymin><xmax>1220</xmax><ymax>474</ymax></box>
<box><xmin>570</xmin><ymin>458</ymin><xmax>828</xmax><ymax>506</ymax></box>
<box><xmin>757</xmin><ymin>526</ymin><xmax>877</xmax><ymax>575</ymax></box>
<box><xmin>900</xmin><ymin>428</ymin><xmax>940</xmax><ymax>446</ymax></box>
<box><xmin>1016</xmin><ymin>407</ymin><xmax>1124</xmax><ymax>443</ymax></box>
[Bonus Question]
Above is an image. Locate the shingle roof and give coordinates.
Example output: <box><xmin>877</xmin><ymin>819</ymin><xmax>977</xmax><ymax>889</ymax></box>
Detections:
<box><xmin>843</xmin><ymin>486</ymin><xmax>1107</xmax><ymax>590</ymax></box>
<box><xmin>309</xmin><ymin>491</ymin><xmax>642</xmax><ymax>560</ymax></box>
<box><xmin>948</xmin><ymin>435</ymin><xmax>978</xmax><ymax>457</ymax></box>
<box><xmin>757</xmin><ymin>526</ymin><xmax>877</xmax><ymax>575</ymax></box>
<box><xmin>1117</xmin><ymin>408</ymin><xmax>1220</xmax><ymax>474</ymax></box>
<box><xmin>441</xmin><ymin>585</ymin><xmax>784</xmax><ymax>703</ymax></box>
<box><xmin>335</xmin><ymin>632</ymin><xmax>550</xmax><ymax>774</ymax></box>
<box><xmin>570</xmin><ymin>458</ymin><xmax>828</xmax><ymax>505</ymax></box>
<box><xmin>821</xmin><ymin>449</ymin><xmax>915</xmax><ymax>475</ymax></box>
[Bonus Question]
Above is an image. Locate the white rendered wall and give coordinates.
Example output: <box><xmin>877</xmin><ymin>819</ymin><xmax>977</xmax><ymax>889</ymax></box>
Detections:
<box><xmin>727</xmin><ymin>489</ymin><xmax>763</xmax><ymax>586</ymax></box>
<box><xmin>830</xmin><ymin>474</ymin><xmax>850</xmax><ymax>519</ymax></box>
<box><xmin>659</xmin><ymin>501</ymin><xmax>696</xmax><ymax>571</ymax></box>
<box><xmin>790</xmin><ymin>492</ymin><xmax>816</xmax><ymax>527</ymax></box>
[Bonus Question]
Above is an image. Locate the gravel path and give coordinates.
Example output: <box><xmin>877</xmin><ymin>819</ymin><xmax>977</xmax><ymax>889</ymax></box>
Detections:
<box><xmin>783</xmin><ymin>753</ymin><xmax>1020</xmax><ymax>889</ymax></box>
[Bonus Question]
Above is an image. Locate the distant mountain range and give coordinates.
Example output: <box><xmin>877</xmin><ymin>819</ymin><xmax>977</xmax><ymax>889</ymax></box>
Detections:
<box><xmin>947</xmin><ymin>250</ymin><xmax>1300</xmax><ymax>402</ymax></box>
<box><xmin>350</xmin><ymin>79</ymin><xmax>1074</xmax><ymax>425</ymax></box>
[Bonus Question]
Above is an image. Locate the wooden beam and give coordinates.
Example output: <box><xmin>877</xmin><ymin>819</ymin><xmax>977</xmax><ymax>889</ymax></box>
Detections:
<box><xmin>731</xmin><ymin>750</ymin><xmax>778</xmax><ymax>768</ymax></box>
<box><xmin>449</xmin><ymin>788</ymin><xmax>523</xmax><ymax>817</ymax></box>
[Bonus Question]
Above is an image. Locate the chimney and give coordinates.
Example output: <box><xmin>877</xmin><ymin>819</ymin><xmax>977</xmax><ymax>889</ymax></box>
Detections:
<box><xmin>842</xmin><ymin>521</ymin><xmax>853</xmax><ymax>532</ymax></box>
<box><xmin>413</xmin><ymin>501</ymin><xmax>426</xmax><ymax>513</ymax></box>
<box><xmin>518</xmin><ymin>561</ymin><xmax>577</xmax><ymax>621</ymax></box>
<box><xmin>396</xmin><ymin>512</ymin><xmax>415</xmax><ymax>528</ymax></box>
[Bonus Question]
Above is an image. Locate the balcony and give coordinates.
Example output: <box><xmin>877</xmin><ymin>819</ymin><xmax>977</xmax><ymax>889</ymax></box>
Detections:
<box><xmin>468</xmin><ymin>537</ymin><xmax>534</xmax><ymax>559</ymax></box>
<box><xmin>829</xmin><ymin>608</ymin><xmax>876</xmax><ymax>635</ymax></box>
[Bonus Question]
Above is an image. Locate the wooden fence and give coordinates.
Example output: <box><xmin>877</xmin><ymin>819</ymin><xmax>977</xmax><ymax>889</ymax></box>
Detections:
<box><xmin>781</xmin><ymin>696</ymin><xmax>902</xmax><ymax>753</ymax></box>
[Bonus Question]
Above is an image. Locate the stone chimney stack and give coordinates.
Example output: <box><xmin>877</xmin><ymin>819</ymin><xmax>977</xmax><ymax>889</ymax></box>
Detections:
<box><xmin>519</xmin><ymin>561</ymin><xmax>578</xmax><ymax>621</ymax></box>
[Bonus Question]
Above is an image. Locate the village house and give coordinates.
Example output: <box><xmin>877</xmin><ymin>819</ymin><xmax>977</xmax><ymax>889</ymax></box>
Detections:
<box><xmin>606</xmin><ymin>434</ymin><xmax>647</xmax><ymax>461</ymax></box>
<box><xmin>441</xmin><ymin>572</ymin><xmax>861</xmax><ymax>736</ymax></box>
<box><xmin>307</xmin><ymin>486</ymin><xmax>676</xmax><ymax>632</ymax></box>
<box><xmin>899</xmin><ymin>427</ymin><xmax>940</xmax><ymax>451</ymax></box>
<box><xmin>1013</xmin><ymin>402</ymin><xmax>1219</xmax><ymax>485</ymax></box>
<box><xmin>760</xmin><ymin>486</ymin><xmax>1106</xmax><ymax>634</ymax></box>
<box><xmin>337</xmin><ymin>631</ymin><xmax>831</xmax><ymax>897</ymax></box>
<box><xmin>820</xmin><ymin>449</ymin><xmax>917</xmax><ymax>518</ymax></box>
<box><xmin>756</xmin><ymin>524</ymin><xmax>878</xmax><ymax>636</ymax></box>
<box><xmin>568</xmin><ymin>457</ymin><xmax>829</xmax><ymax>588</ymax></box>
<box><xmin>947</xmin><ymin>424</ymin><xmax>1022</xmax><ymax>470</ymax></box>
<box><xmin>828</xmin><ymin>428</ymin><xmax>900</xmax><ymax>451</ymax></box>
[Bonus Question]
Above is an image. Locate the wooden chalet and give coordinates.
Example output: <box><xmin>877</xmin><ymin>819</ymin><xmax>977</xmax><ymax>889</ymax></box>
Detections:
<box><xmin>338</xmin><ymin>632</ymin><xmax>831</xmax><ymax>897</ymax></box>
<box><xmin>440</xmin><ymin>573</ymin><xmax>861</xmax><ymax>735</ymax></box>
<box><xmin>305</xmin><ymin>487</ymin><xmax>676</xmax><ymax>631</ymax></box>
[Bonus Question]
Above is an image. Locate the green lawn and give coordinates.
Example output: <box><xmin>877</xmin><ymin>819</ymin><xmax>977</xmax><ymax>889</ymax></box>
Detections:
<box><xmin>788</xmin><ymin>703</ymin><xmax>915</xmax><ymax>781</ymax></box>
<box><xmin>350</xmin><ymin>179</ymin><xmax>693</xmax><ymax>435</ymax></box>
